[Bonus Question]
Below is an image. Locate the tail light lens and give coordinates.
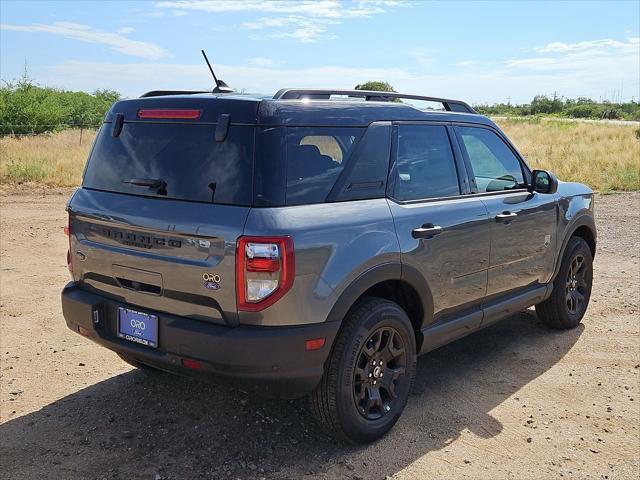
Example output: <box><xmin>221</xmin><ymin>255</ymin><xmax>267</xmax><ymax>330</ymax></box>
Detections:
<box><xmin>64</xmin><ymin>212</ymin><xmax>72</xmax><ymax>273</ymax></box>
<box><xmin>236</xmin><ymin>236</ymin><xmax>294</xmax><ymax>312</ymax></box>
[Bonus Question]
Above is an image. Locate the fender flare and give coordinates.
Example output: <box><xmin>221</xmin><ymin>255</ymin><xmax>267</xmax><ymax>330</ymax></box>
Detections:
<box><xmin>553</xmin><ymin>214</ymin><xmax>597</xmax><ymax>279</ymax></box>
<box><xmin>325</xmin><ymin>262</ymin><xmax>434</xmax><ymax>331</ymax></box>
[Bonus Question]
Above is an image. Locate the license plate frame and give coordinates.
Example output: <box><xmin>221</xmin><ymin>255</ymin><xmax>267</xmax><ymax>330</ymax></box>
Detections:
<box><xmin>117</xmin><ymin>307</ymin><xmax>158</xmax><ymax>348</ymax></box>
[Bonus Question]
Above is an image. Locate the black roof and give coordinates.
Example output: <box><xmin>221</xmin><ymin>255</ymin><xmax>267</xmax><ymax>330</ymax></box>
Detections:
<box><xmin>107</xmin><ymin>90</ymin><xmax>494</xmax><ymax>128</ymax></box>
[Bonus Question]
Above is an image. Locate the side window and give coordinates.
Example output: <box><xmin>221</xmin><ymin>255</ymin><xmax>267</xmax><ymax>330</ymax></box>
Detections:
<box><xmin>393</xmin><ymin>125</ymin><xmax>460</xmax><ymax>201</ymax></box>
<box><xmin>457</xmin><ymin>127</ymin><xmax>525</xmax><ymax>192</ymax></box>
<box><xmin>286</xmin><ymin>127</ymin><xmax>364</xmax><ymax>205</ymax></box>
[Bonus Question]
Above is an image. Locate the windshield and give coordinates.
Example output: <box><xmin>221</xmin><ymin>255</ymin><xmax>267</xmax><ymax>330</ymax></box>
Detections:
<box><xmin>83</xmin><ymin>122</ymin><xmax>254</xmax><ymax>205</ymax></box>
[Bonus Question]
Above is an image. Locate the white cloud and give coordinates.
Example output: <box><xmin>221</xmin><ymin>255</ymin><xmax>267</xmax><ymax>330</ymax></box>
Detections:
<box><xmin>534</xmin><ymin>37</ymin><xmax>639</xmax><ymax>53</ymax></box>
<box><xmin>37</xmin><ymin>40</ymin><xmax>640</xmax><ymax>104</ymax></box>
<box><xmin>156</xmin><ymin>0</ymin><xmax>405</xmax><ymax>42</ymax></box>
<box><xmin>117</xmin><ymin>27</ymin><xmax>135</xmax><ymax>34</ymax></box>
<box><xmin>243</xmin><ymin>15</ymin><xmax>337</xmax><ymax>43</ymax></box>
<box><xmin>501</xmin><ymin>36</ymin><xmax>639</xmax><ymax>79</ymax></box>
<box><xmin>247</xmin><ymin>57</ymin><xmax>276</xmax><ymax>67</ymax></box>
<box><xmin>0</xmin><ymin>22</ymin><xmax>168</xmax><ymax>59</ymax></box>
<box><xmin>155</xmin><ymin>0</ymin><xmax>390</xmax><ymax>17</ymax></box>
<box><xmin>40</xmin><ymin>60</ymin><xmax>411</xmax><ymax>98</ymax></box>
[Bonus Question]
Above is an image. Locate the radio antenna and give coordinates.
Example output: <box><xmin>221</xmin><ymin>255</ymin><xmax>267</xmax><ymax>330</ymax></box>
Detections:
<box><xmin>201</xmin><ymin>49</ymin><xmax>233</xmax><ymax>93</ymax></box>
<box><xmin>201</xmin><ymin>50</ymin><xmax>219</xmax><ymax>86</ymax></box>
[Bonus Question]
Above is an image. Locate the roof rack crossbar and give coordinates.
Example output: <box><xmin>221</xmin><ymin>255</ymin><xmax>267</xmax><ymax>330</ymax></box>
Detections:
<box><xmin>272</xmin><ymin>89</ymin><xmax>477</xmax><ymax>114</ymax></box>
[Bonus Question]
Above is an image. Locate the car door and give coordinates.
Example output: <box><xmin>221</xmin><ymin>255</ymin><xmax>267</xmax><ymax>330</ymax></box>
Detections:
<box><xmin>387</xmin><ymin>123</ymin><xmax>491</xmax><ymax>332</ymax></box>
<box><xmin>454</xmin><ymin>125</ymin><xmax>558</xmax><ymax>298</ymax></box>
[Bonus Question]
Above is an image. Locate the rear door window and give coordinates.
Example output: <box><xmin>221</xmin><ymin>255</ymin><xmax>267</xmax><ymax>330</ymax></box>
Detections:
<box><xmin>285</xmin><ymin>127</ymin><xmax>364</xmax><ymax>205</ymax></box>
<box><xmin>83</xmin><ymin>123</ymin><xmax>254</xmax><ymax>205</ymax></box>
<box><xmin>392</xmin><ymin>125</ymin><xmax>460</xmax><ymax>201</ymax></box>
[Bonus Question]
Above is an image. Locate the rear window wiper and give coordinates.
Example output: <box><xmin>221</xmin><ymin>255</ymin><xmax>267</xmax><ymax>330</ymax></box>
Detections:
<box><xmin>123</xmin><ymin>178</ymin><xmax>167</xmax><ymax>195</ymax></box>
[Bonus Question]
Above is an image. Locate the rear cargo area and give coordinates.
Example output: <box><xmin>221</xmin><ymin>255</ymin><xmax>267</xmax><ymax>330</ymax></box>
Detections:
<box><xmin>68</xmin><ymin>96</ymin><xmax>260</xmax><ymax>326</ymax></box>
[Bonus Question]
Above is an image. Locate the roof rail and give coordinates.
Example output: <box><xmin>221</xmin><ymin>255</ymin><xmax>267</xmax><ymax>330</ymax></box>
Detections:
<box><xmin>140</xmin><ymin>90</ymin><xmax>210</xmax><ymax>98</ymax></box>
<box><xmin>272</xmin><ymin>88</ymin><xmax>477</xmax><ymax>114</ymax></box>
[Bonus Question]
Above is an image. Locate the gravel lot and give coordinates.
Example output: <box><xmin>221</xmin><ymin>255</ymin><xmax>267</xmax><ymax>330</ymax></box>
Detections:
<box><xmin>1</xmin><ymin>189</ymin><xmax>638</xmax><ymax>480</ymax></box>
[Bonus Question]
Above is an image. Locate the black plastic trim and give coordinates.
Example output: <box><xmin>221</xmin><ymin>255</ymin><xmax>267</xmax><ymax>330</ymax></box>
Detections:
<box><xmin>61</xmin><ymin>283</ymin><xmax>339</xmax><ymax>398</ymax></box>
<box><xmin>325</xmin><ymin>262</ymin><xmax>434</xmax><ymax>333</ymax></box>
<box><xmin>553</xmin><ymin>215</ymin><xmax>597</xmax><ymax>279</ymax></box>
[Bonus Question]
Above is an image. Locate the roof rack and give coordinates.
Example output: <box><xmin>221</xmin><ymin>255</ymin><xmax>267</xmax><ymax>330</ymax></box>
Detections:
<box><xmin>140</xmin><ymin>90</ymin><xmax>210</xmax><ymax>98</ymax></box>
<box><xmin>272</xmin><ymin>88</ymin><xmax>477</xmax><ymax>114</ymax></box>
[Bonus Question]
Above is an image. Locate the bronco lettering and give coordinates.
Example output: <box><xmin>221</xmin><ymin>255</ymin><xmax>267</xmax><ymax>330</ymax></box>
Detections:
<box><xmin>100</xmin><ymin>227</ymin><xmax>182</xmax><ymax>249</ymax></box>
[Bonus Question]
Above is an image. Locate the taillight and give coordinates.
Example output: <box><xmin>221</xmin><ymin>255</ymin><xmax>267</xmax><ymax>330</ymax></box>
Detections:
<box><xmin>236</xmin><ymin>236</ymin><xmax>294</xmax><ymax>312</ymax></box>
<box><xmin>64</xmin><ymin>212</ymin><xmax>72</xmax><ymax>273</ymax></box>
<box><xmin>137</xmin><ymin>109</ymin><xmax>201</xmax><ymax>119</ymax></box>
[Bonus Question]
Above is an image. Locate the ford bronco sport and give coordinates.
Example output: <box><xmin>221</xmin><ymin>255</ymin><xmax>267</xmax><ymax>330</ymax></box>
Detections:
<box><xmin>61</xmin><ymin>88</ymin><xmax>596</xmax><ymax>443</ymax></box>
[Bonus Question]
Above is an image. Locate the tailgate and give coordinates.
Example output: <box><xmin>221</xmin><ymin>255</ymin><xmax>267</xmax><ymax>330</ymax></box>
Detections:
<box><xmin>68</xmin><ymin>188</ymin><xmax>248</xmax><ymax>326</ymax></box>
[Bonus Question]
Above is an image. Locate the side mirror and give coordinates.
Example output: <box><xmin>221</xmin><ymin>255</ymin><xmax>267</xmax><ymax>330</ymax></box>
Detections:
<box><xmin>529</xmin><ymin>169</ymin><xmax>558</xmax><ymax>194</ymax></box>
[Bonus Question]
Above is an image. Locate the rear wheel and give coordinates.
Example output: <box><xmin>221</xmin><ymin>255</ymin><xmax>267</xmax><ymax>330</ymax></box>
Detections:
<box><xmin>310</xmin><ymin>297</ymin><xmax>416</xmax><ymax>443</ymax></box>
<box><xmin>536</xmin><ymin>236</ymin><xmax>593</xmax><ymax>329</ymax></box>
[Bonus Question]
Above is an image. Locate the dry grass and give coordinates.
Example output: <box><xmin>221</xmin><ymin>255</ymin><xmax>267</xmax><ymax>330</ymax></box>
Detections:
<box><xmin>1</xmin><ymin>120</ymin><xmax>638</xmax><ymax>191</ymax></box>
<box><xmin>0</xmin><ymin>129</ymin><xmax>95</xmax><ymax>187</ymax></box>
<box><xmin>496</xmin><ymin>118</ymin><xmax>640</xmax><ymax>192</ymax></box>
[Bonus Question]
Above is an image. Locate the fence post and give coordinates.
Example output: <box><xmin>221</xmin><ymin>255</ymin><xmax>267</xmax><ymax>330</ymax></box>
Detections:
<box><xmin>79</xmin><ymin>126</ymin><xmax>83</xmax><ymax>145</ymax></box>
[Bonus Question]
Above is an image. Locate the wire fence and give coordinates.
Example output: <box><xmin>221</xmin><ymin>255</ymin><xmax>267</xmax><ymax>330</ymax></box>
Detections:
<box><xmin>0</xmin><ymin>124</ymin><xmax>98</xmax><ymax>144</ymax></box>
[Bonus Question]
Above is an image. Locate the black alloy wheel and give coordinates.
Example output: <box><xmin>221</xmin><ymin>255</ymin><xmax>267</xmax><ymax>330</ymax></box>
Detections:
<box><xmin>353</xmin><ymin>326</ymin><xmax>407</xmax><ymax>420</ymax></box>
<box><xmin>565</xmin><ymin>253</ymin><xmax>588</xmax><ymax>315</ymax></box>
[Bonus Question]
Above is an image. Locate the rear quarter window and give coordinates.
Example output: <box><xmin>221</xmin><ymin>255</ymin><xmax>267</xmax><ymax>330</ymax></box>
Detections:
<box><xmin>285</xmin><ymin>127</ymin><xmax>364</xmax><ymax>205</ymax></box>
<box><xmin>83</xmin><ymin>123</ymin><xmax>254</xmax><ymax>205</ymax></box>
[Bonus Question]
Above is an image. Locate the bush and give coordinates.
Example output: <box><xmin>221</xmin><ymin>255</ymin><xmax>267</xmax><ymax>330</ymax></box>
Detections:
<box><xmin>0</xmin><ymin>74</ymin><xmax>120</xmax><ymax>135</ymax></box>
<box><xmin>473</xmin><ymin>95</ymin><xmax>640</xmax><ymax>121</ymax></box>
<box><xmin>5</xmin><ymin>158</ymin><xmax>47</xmax><ymax>183</ymax></box>
<box><xmin>565</xmin><ymin>104</ymin><xmax>604</xmax><ymax>118</ymax></box>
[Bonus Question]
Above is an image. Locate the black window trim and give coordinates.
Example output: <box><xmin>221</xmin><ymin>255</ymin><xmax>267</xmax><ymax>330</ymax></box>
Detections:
<box><xmin>326</xmin><ymin>121</ymin><xmax>392</xmax><ymax>203</ymax></box>
<box><xmin>385</xmin><ymin>120</ymin><xmax>468</xmax><ymax>205</ymax></box>
<box><xmin>451</xmin><ymin>122</ymin><xmax>533</xmax><ymax>197</ymax></box>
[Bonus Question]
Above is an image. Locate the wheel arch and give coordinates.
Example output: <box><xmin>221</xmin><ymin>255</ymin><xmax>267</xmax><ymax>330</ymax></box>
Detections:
<box><xmin>325</xmin><ymin>263</ymin><xmax>433</xmax><ymax>352</ymax></box>
<box><xmin>554</xmin><ymin>215</ymin><xmax>597</xmax><ymax>279</ymax></box>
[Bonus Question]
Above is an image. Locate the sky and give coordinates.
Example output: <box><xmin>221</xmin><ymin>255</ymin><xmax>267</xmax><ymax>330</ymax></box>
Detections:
<box><xmin>1</xmin><ymin>0</ymin><xmax>638</xmax><ymax>104</ymax></box>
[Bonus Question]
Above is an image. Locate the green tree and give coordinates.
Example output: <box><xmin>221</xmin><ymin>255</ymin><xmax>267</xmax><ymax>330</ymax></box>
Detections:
<box><xmin>354</xmin><ymin>81</ymin><xmax>401</xmax><ymax>102</ymax></box>
<box><xmin>0</xmin><ymin>76</ymin><xmax>121</xmax><ymax>135</ymax></box>
<box><xmin>354</xmin><ymin>81</ymin><xmax>397</xmax><ymax>93</ymax></box>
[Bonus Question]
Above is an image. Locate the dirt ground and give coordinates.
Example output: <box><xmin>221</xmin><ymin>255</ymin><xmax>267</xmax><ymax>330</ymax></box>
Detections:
<box><xmin>1</xmin><ymin>189</ymin><xmax>638</xmax><ymax>480</ymax></box>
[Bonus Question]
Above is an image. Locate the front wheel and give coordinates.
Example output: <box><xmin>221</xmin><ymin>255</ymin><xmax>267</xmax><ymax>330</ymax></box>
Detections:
<box><xmin>536</xmin><ymin>236</ymin><xmax>593</xmax><ymax>329</ymax></box>
<box><xmin>309</xmin><ymin>297</ymin><xmax>416</xmax><ymax>443</ymax></box>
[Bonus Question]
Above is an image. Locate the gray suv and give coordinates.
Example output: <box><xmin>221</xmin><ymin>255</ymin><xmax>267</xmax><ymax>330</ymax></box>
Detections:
<box><xmin>61</xmin><ymin>88</ymin><xmax>596</xmax><ymax>443</ymax></box>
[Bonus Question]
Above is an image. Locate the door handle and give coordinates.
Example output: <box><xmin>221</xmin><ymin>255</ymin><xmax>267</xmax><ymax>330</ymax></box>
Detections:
<box><xmin>412</xmin><ymin>224</ymin><xmax>443</xmax><ymax>239</ymax></box>
<box><xmin>495</xmin><ymin>211</ymin><xmax>518</xmax><ymax>222</ymax></box>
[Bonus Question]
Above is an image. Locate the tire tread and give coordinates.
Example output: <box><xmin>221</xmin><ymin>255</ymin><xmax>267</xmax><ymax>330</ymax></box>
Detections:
<box><xmin>309</xmin><ymin>297</ymin><xmax>408</xmax><ymax>443</ymax></box>
<box><xmin>536</xmin><ymin>236</ymin><xmax>592</xmax><ymax>329</ymax></box>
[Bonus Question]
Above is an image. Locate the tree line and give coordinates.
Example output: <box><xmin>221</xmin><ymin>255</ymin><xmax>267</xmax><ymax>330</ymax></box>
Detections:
<box><xmin>0</xmin><ymin>75</ymin><xmax>120</xmax><ymax>135</ymax></box>
<box><xmin>1</xmin><ymin>78</ymin><xmax>638</xmax><ymax>136</ymax></box>
<box><xmin>474</xmin><ymin>95</ymin><xmax>640</xmax><ymax>121</ymax></box>
<box><xmin>356</xmin><ymin>81</ymin><xmax>639</xmax><ymax>121</ymax></box>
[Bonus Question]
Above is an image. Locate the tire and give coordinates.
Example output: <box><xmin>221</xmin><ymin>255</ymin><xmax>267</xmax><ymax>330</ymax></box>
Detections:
<box><xmin>536</xmin><ymin>236</ymin><xmax>593</xmax><ymax>329</ymax></box>
<box><xmin>309</xmin><ymin>296</ymin><xmax>417</xmax><ymax>443</ymax></box>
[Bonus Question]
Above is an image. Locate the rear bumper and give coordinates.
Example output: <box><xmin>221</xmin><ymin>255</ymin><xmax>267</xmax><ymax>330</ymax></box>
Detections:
<box><xmin>61</xmin><ymin>282</ymin><xmax>339</xmax><ymax>398</ymax></box>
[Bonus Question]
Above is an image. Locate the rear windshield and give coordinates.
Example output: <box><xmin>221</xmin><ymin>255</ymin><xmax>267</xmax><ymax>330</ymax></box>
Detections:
<box><xmin>83</xmin><ymin>122</ymin><xmax>254</xmax><ymax>205</ymax></box>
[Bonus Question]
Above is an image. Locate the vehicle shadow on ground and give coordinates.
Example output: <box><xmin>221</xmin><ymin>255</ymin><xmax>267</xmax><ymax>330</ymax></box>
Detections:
<box><xmin>1</xmin><ymin>310</ymin><xmax>582</xmax><ymax>480</ymax></box>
